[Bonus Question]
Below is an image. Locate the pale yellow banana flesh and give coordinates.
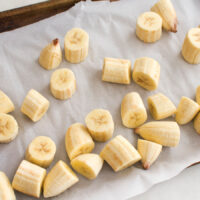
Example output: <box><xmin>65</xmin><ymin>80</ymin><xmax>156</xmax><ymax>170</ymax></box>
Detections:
<box><xmin>0</xmin><ymin>90</ymin><xmax>15</xmax><ymax>114</ymax></box>
<box><xmin>102</xmin><ymin>57</ymin><xmax>131</xmax><ymax>84</ymax></box>
<box><xmin>196</xmin><ymin>85</ymin><xmax>200</xmax><ymax>105</ymax></box>
<box><xmin>85</xmin><ymin>108</ymin><xmax>114</xmax><ymax>142</ymax></box>
<box><xmin>43</xmin><ymin>160</ymin><xmax>79</xmax><ymax>198</ymax></box>
<box><xmin>12</xmin><ymin>160</ymin><xmax>46</xmax><ymax>198</ymax></box>
<box><xmin>100</xmin><ymin>135</ymin><xmax>141</xmax><ymax>172</ymax></box>
<box><xmin>50</xmin><ymin>68</ymin><xmax>76</xmax><ymax>100</ymax></box>
<box><xmin>121</xmin><ymin>92</ymin><xmax>147</xmax><ymax>128</ymax></box>
<box><xmin>132</xmin><ymin>57</ymin><xmax>160</xmax><ymax>91</ymax></box>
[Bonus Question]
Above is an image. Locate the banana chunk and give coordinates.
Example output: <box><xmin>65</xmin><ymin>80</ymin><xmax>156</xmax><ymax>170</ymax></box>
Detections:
<box><xmin>0</xmin><ymin>90</ymin><xmax>15</xmax><ymax>114</ymax></box>
<box><xmin>194</xmin><ymin>113</ymin><xmax>200</xmax><ymax>134</ymax></box>
<box><xmin>137</xmin><ymin>139</ymin><xmax>162</xmax><ymax>169</ymax></box>
<box><xmin>25</xmin><ymin>136</ymin><xmax>56</xmax><ymax>168</ymax></box>
<box><xmin>43</xmin><ymin>160</ymin><xmax>79</xmax><ymax>198</ymax></box>
<box><xmin>0</xmin><ymin>171</ymin><xmax>16</xmax><ymax>200</ymax></box>
<box><xmin>151</xmin><ymin>0</ymin><xmax>177</xmax><ymax>32</ymax></box>
<box><xmin>21</xmin><ymin>89</ymin><xmax>50</xmax><ymax>122</ymax></box>
<box><xmin>148</xmin><ymin>93</ymin><xmax>176</xmax><ymax>120</ymax></box>
<box><xmin>175</xmin><ymin>96</ymin><xmax>200</xmax><ymax>125</ymax></box>
<box><xmin>132</xmin><ymin>57</ymin><xmax>160</xmax><ymax>91</ymax></box>
<box><xmin>85</xmin><ymin>109</ymin><xmax>114</xmax><ymax>142</ymax></box>
<box><xmin>0</xmin><ymin>113</ymin><xmax>18</xmax><ymax>143</ymax></box>
<box><xmin>71</xmin><ymin>153</ymin><xmax>103</xmax><ymax>180</ymax></box>
<box><xmin>121</xmin><ymin>92</ymin><xmax>147</xmax><ymax>128</ymax></box>
<box><xmin>182</xmin><ymin>28</ymin><xmax>200</xmax><ymax>64</ymax></box>
<box><xmin>65</xmin><ymin>123</ymin><xmax>95</xmax><ymax>160</ymax></box>
<box><xmin>39</xmin><ymin>38</ymin><xmax>62</xmax><ymax>70</ymax></box>
<box><xmin>50</xmin><ymin>68</ymin><xmax>76</xmax><ymax>100</ymax></box>
<box><xmin>102</xmin><ymin>57</ymin><xmax>131</xmax><ymax>84</ymax></box>
<box><xmin>136</xmin><ymin>11</ymin><xmax>162</xmax><ymax>43</ymax></box>
<box><xmin>12</xmin><ymin>160</ymin><xmax>46</xmax><ymax>198</ymax></box>
<box><xmin>64</xmin><ymin>28</ymin><xmax>89</xmax><ymax>63</ymax></box>
<box><xmin>135</xmin><ymin>121</ymin><xmax>180</xmax><ymax>147</ymax></box>
<box><xmin>196</xmin><ymin>85</ymin><xmax>200</xmax><ymax>105</ymax></box>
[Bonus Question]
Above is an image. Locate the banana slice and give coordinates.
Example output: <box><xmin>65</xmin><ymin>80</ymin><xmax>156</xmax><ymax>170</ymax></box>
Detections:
<box><xmin>194</xmin><ymin>112</ymin><xmax>200</xmax><ymax>134</ymax></box>
<box><xmin>0</xmin><ymin>90</ymin><xmax>15</xmax><ymax>114</ymax></box>
<box><xmin>137</xmin><ymin>139</ymin><xmax>162</xmax><ymax>169</ymax></box>
<box><xmin>136</xmin><ymin>11</ymin><xmax>162</xmax><ymax>43</ymax></box>
<box><xmin>175</xmin><ymin>96</ymin><xmax>200</xmax><ymax>125</ymax></box>
<box><xmin>196</xmin><ymin>85</ymin><xmax>200</xmax><ymax>105</ymax></box>
<box><xmin>132</xmin><ymin>57</ymin><xmax>160</xmax><ymax>91</ymax></box>
<box><xmin>21</xmin><ymin>89</ymin><xmax>50</xmax><ymax>122</ymax></box>
<box><xmin>39</xmin><ymin>38</ymin><xmax>62</xmax><ymax>70</ymax></box>
<box><xmin>85</xmin><ymin>109</ymin><xmax>114</xmax><ymax>142</ymax></box>
<box><xmin>12</xmin><ymin>160</ymin><xmax>46</xmax><ymax>198</ymax></box>
<box><xmin>43</xmin><ymin>160</ymin><xmax>79</xmax><ymax>198</ymax></box>
<box><xmin>148</xmin><ymin>93</ymin><xmax>176</xmax><ymax>120</ymax></box>
<box><xmin>0</xmin><ymin>171</ymin><xmax>16</xmax><ymax>200</ymax></box>
<box><xmin>65</xmin><ymin>123</ymin><xmax>95</xmax><ymax>160</ymax></box>
<box><xmin>121</xmin><ymin>92</ymin><xmax>147</xmax><ymax>128</ymax></box>
<box><xmin>71</xmin><ymin>153</ymin><xmax>103</xmax><ymax>180</ymax></box>
<box><xmin>100</xmin><ymin>135</ymin><xmax>141</xmax><ymax>172</ymax></box>
<box><xmin>135</xmin><ymin>121</ymin><xmax>180</xmax><ymax>147</ymax></box>
<box><xmin>102</xmin><ymin>57</ymin><xmax>131</xmax><ymax>84</ymax></box>
<box><xmin>64</xmin><ymin>28</ymin><xmax>89</xmax><ymax>63</ymax></box>
<box><xmin>25</xmin><ymin>136</ymin><xmax>56</xmax><ymax>168</ymax></box>
<box><xmin>151</xmin><ymin>0</ymin><xmax>177</xmax><ymax>32</ymax></box>
<box><xmin>0</xmin><ymin>113</ymin><xmax>18</xmax><ymax>143</ymax></box>
<box><xmin>50</xmin><ymin>68</ymin><xmax>76</xmax><ymax>100</ymax></box>
<box><xmin>182</xmin><ymin>28</ymin><xmax>200</xmax><ymax>64</ymax></box>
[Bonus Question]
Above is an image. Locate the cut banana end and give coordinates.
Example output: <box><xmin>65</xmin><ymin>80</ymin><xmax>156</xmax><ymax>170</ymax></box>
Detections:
<box><xmin>65</xmin><ymin>123</ymin><xmax>95</xmax><ymax>160</ymax></box>
<box><xmin>85</xmin><ymin>109</ymin><xmax>114</xmax><ymax>142</ymax></box>
<box><xmin>21</xmin><ymin>89</ymin><xmax>50</xmax><ymax>122</ymax></box>
<box><xmin>132</xmin><ymin>57</ymin><xmax>160</xmax><ymax>91</ymax></box>
<box><xmin>175</xmin><ymin>96</ymin><xmax>200</xmax><ymax>125</ymax></box>
<box><xmin>136</xmin><ymin>11</ymin><xmax>162</xmax><ymax>43</ymax></box>
<box><xmin>43</xmin><ymin>160</ymin><xmax>79</xmax><ymax>198</ymax></box>
<box><xmin>12</xmin><ymin>160</ymin><xmax>46</xmax><ymax>198</ymax></box>
<box><xmin>182</xmin><ymin>28</ymin><xmax>200</xmax><ymax>64</ymax></box>
<box><xmin>100</xmin><ymin>135</ymin><xmax>141</xmax><ymax>172</ymax></box>
<box><xmin>71</xmin><ymin>153</ymin><xmax>103</xmax><ymax>180</ymax></box>
<box><xmin>0</xmin><ymin>90</ymin><xmax>15</xmax><ymax>114</ymax></box>
<box><xmin>39</xmin><ymin>38</ymin><xmax>62</xmax><ymax>70</ymax></box>
<box><xmin>194</xmin><ymin>112</ymin><xmax>200</xmax><ymax>134</ymax></box>
<box><xmin>148</xmin><ymin>93</ymin><xmax>176</xmax><ymax>120</ymax></box>
<box><xmin>50</xmin><ymin>68</ymin><xmax>76</xmax><ymax>100</ymax></box>
<box><xmin>137</xmin><ymin>139</ymin><xmax>162</xmax><ymax>169</ymax></box>
<box><xmin>121</xmin><ymin>92</ymin><xmax>147</xmax><ymax>128</ymax></box>
<box><xmin>0</xmin><ymin>171</ymin><xmax>16</xmax><ymax>200</ymax></box>
<box><xmin>151</xmin><ymin>0</ymin><xmax>177</xmax><ymax>32</ymax></box>
<box><xmin>64</xmin><ymin>28</ymin><xmax>89</xmax><ymax>63</ymax></box>
<box><xmin>102</xmin><ymin>57</ymin><xmax>131</xmax><ymax>84</ymax></box>
<box><xmin>196</xmin><ymin>85</ymin><xmax>200</xmax><ymax>105</ymax></box>
<box><xmin>25</xmin><ymin>136</ymin><xmax>56</xmax><ymax>168</ymax></box>
<box><xmin>135</xmin><ymin>121</ymin><xmax>180</xmax><ymax>147</ymax></box>
<box><xmin>0</xmin><ymin>113</ymin><xmax>18</xmax><ymax>143</ymax></box>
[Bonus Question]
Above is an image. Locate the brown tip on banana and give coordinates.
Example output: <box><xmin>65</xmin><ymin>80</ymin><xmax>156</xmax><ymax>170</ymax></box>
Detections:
<box><xmin>53</xmin><ymin>38</ymin><xmax>59</xmax><ymax>45</ymax></box>
<box><xmin>134</xmin><ymin>128</ymin><xmax>140</xmax><ymax>134</ymax></box>
<box><xmin>143</xmin><ymin>162</ymin><xmax>150</xmax><ymax>170</ymax></box>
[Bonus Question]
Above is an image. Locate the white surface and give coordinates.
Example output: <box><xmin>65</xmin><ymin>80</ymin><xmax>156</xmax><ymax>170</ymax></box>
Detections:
<box><xmin>0</xmin><ymin>0</ymin><xmax>200</xmax><ymax>200</ymax></box>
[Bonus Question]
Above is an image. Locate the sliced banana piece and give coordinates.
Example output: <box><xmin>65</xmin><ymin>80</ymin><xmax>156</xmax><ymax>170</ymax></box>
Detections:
<box><xmin>0</xmin><ymin>90</ymin><xmax>15</xmax><ymax>114</ymax></box>
<box><xmin>85</xmin><ymin>109</ymin><xmax>114</xmax><ymax>142</ymax></box>
<box><xmin>121</xmin><ymin>92</ymin><xmax>147</xmax><ymax>128</ymax></box>
<box><xmin>148</xmin><ymin>93</ymin><xmax>176</xmax><ymax>120</ymax></box>
<box><xmin>136</xmin><ymin>11</ymin><xmax>162</xmax><ymax>43</ymax></box>
<box><xmin>39</xmin><ymin>38</ymin><xmax>62</xmax><ymax>70</ymax></box>
<box><xmin>50</xmin><ymin>68</ymin><xmax>76</xmax><ymax>100</ymax></box>
<box><xmin>196</xmin><ymin>85</ymin><xmax>200</xmax><ymax>105</ymax></box>
<box><xmin>64</xmin><ymin>28</ymin><xmax>89</xmax><ymax>63</ymax></box>
<box><xmin>71</xmin><ymin>153</ymin><xmax>103</xmax><ymax>180</ymax></box>
<box><xmin>0</xmin><ymin>113</ymin><xmax>18</xmax><ymax>143</ymax></box>
<box><xmin>102</xmin><ymin>57</ymin><xmax>131</xmax><ymax>84</ymax></box>
<box><xmin>43</xmin><ymin>160</ymin><xmax>79</xmax><ymax>198</ymax></box>
<box><xmin>194</xmin><ymin>112</ymin><xmax>200</xmax><ymax>134</ymax></box>
<box><xmin>65</xmin><ymin>123</ymin><xmax>95</xmax><ymax>160</ymax></box>
<box><xmin>135</xmin><ymin>121</ymin><xmax>180</xmax><ymax>147</ymax></box>
<box><xmin>151</xmin><ymin>0</ymin><xmax>177</xmax><ymax>32</ymax></box>
<box><xmin>12</xmin><ymin>160</ymin><xmax>46</xmax><ymax>198</ymax></box>
<box><xmin>21</xmin><ymin>89</ymin><xmax>50</xmax><ymax>122</ymax></box>
<box><xmin>175</xmin><ymin>96</ymin><xmax>200</xmax><ymax>125</ymax></box>
<box><xmin>137</xmin><ymin>139</ymin><xmax>162</xmax><ymax>169</ymax></box>
<box><xmin>100</xmin><ymin>135</ymin><xmax>141</xmax><ymax>172</ymax></box>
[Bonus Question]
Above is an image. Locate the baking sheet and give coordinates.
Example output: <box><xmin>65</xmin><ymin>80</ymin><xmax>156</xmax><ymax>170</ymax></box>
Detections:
<box><xmin>0</xmin><ymin>0</ymin><xmax>200</xmax><ymax>199</ymax></box>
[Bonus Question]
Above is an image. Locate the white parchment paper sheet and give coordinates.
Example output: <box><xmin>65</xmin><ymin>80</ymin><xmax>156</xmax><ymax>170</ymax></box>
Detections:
<box><xmin>0</xmin><ymin>0</ymin><xmax>200</xmax><ymax>199</ymax></box>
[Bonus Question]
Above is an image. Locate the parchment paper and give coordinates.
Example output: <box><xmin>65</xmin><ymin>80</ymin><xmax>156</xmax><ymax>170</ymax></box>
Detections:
<box><xmin>0</xmin><ymin>0</ymin><xmax>200</xmax><ymax>199</ymax></box>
